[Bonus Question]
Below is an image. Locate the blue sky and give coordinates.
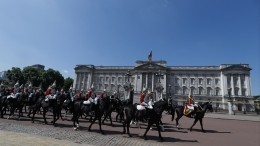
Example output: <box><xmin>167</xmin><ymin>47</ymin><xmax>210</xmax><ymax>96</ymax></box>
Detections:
<box><xmin>0</xmin><ymin>0</ymin><xmax>259</xmax><ymax>95</ymax></box>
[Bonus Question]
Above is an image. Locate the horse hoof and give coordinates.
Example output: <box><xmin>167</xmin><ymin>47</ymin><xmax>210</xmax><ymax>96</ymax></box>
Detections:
<box><xmin>128</xmin><ymin>134</ymin><xmax>132</xmax><ymax>137</ymax></box>
<box><xmin>143</xmin><ymin>136</ymin><xmax>147</xmax><ymax>140</ymax></box>
<box><xmin>73</xmin><ymin>127</ymin><xmax>77</xmax><ymax>130</ymax></box>
<box><xmin>88</xmin><ymin>129</ymin><xmax>91</xmax><ymax>132</ymax></box>
<box><xmin>160</xmin><ymin>138</ymin><xmax>164</xmax><ymax>142</ymax></box>
<box><xmin>121</xmin><ymin>131</ymin><xmax>126</xmax><ymax>134</ymax></box>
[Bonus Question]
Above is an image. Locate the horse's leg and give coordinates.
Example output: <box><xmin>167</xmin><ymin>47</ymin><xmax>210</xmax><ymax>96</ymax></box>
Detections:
<box><xmin>189</xmin><ymin>118</ymin><xmax>199</xmax><ymax>132</ymax></box>
<box><xmin>108</xmin><ymin>112</ymin><xmax>113</xmax><ymax>126</ymax></box>
<box><xmin>171</xmin><ymin>107</ymin><xmax>175</xmax><ymax>121</ymax></box>
<box><xmin>98</xmin><ymin>115</ymin><xmax>104</xmax><ymax>134</ymax></box>
<box><xmin>175</xmin><ymin>111</ymin><xmax>183</xmax><ymax>129</ymax></box>
<box><xmin>43</xmin><ymin>109</ymin><xmax>48</xmax><ymax>124</ymax></box>
<box><xmin>199</xmin><ymin>118</ymin><xmax>205</xmax><ymax>132</ymax></box>
<box><xmin>143</xmin><ymin>120</ymin><xmax>153</xmax><ymax>140</ymax></box>
<box><xmin>31</xmin><ymin>108</ymin><xmax>37</xmax><ymax>123</ymax></box>
<box><xmin>88</xmin><ymin>115</ymin><xmax>97</xmax><ymax>132</ymax></box>
<box><xmin>102</xmin><ymin>112</ymin><xmax>108</xmax><ymax>124</ymax></box>
<box><xmin>156</xmin><ymin>121</ymin><xmax>164</xmax><ymax>142</ymax></box>
<box><xmin>72</xmin><ymin>113</ymin><xmax>76</xmax><ymax>129</ymax></box>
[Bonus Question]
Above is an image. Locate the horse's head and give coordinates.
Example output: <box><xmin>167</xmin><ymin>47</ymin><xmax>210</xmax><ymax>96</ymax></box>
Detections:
<box><xmin>201</xmin><ymin>102</ymin><xmax>213</xmax><ymax>112</ymax></box>
<box><xmin>153</xmin><ymin>99</ymin><xmax>168</xmax><ymax>111</ymax></box>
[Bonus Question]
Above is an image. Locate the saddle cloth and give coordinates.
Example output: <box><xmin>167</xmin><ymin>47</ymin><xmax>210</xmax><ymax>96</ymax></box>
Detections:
<box><xmin>137</xmin><ymin>105</ymin><xmax>146</xmax><ymax>110</ymax></box>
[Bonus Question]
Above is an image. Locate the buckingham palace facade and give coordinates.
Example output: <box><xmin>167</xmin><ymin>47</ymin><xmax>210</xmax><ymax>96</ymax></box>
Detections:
<box><xmin>73</xmin><ymin>58</ymin><xmax>252</xmax><ymax>110</ymax></box>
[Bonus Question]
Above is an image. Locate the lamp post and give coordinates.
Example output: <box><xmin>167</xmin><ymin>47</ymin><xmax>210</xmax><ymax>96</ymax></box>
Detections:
<box><xmin>123</xmin><ymin>70</ymin><xmax>133</xmax><ymax>100</ymax></box>
<box><xmin>227</xmin><ymin>88</ymin><xmax>234</xmax><ymax>115</ymax></box>
<box><xmin>155</xmin><ymin>70</ymin><xmax>164</xmax><ymax>101</ymax></box>
<box><xmin>168</xmin><ymin>84</ymin><xmax>172</xmax><ymax>98</ymax></box>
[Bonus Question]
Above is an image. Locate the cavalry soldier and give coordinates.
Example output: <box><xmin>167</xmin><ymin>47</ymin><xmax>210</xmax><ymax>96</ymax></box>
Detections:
<box><xmin>140</xmin><ymin>88</ymin><xmax>146</xmax><ymax>103</ymax></box>
<box><xmin>141</xmin><ymin>89</ymin><xmax>153</xmax><ymax>109</ymax></box>
<box><xmin>184</xmin><ymin>94</ymin><xmax>198</xmax><ymax>118</ymax></box>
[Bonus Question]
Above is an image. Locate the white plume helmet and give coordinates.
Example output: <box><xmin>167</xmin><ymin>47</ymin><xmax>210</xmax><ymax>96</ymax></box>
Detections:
<box><xmin>14</xmin><ymin>81</ymin><xmax>19</xmax><ymax>87</ymax></box>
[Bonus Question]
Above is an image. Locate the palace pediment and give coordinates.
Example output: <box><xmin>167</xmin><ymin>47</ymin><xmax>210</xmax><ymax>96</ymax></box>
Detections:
<box><xmin>221</xmin><ymin>64</ymin><xmax>251</xmax><ymax>71</ymax></box>
<box><xmin>134</xmin><ymin>62</ymin><xmax>168</xmax><ymax>70</ymax></box>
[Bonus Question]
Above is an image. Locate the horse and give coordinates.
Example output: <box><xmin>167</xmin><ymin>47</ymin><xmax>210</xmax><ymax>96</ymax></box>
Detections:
<box><xmin>0</xmin><ymin>95</ymin><xmax>9</xmax><ymax>118</ymax></box>
<box><xmin>122</xmin><ymin>98</ymin><xmax>168</xmax><ymax>141</ymax></box>
<box><xmin>71</xmin><ymin>96</ymin><xmax>111</xmax><ymax>134</ymax></box>
<box><xmin>30</xmin><ymin>94</ymin><xmax>62</xmax><ymax>126</ymax></box>
<box><xmin>174</xmin><ymin>102</ymin><xmax>213</xmax><ymax>132</ymax></box>
<box><xmin>7</xmin><ymin>92</ymin><xmax>28</xmax><ymax>120</ymax></box>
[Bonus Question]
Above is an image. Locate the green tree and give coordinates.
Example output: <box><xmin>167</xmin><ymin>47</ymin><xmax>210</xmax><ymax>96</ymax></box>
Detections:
<box><xmin>6</xmin><ymin>67</ymin><xmax>25</xmax><ymax>86</ymax></box>
<box><xmin>42</xmin><ymin>68</ymin><xmax>64</xmax><ymax>91</ymax></box>
<box><xmin>22</xmin><ymin>66</ymin><xmax>44</xmax><ymax>87</ymax></box>
<box><xmin>63</xmin><ymin>77</ymin><xmax>74</xmax><ymax>91</ymax></box>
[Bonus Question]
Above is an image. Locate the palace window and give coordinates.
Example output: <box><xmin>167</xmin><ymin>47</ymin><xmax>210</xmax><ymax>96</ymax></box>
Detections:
<box><xmin>190</xmin><ymin>78</ymin><xmax>195</xmax><ymax>85</ymax></box>
<box><xmin>198</xmin><ymin>87</ymin><xmax>203</xmax><ymax>95</ymax></box>
<box><xmin>215</xmin><ymin>78</ymin><xmax>219</xmax><ymax>85</ymax></box>
<box><xmin>182</xmin><ymin>78</ymin><xmax>187</xmax><ymax>84</ymax></box>
<box><xmin>112</xmin><ymin>77</ymin><xmax>115</xmax><ymax>82</ymax></box>
<box><xmin>207</xmin><ymin>87</ymin><xmax>212</xmax><ymax>95</ymax></box>
<box><xmin>175</xmin><ymin>78</ymin><xmax>179</xmax><ymax>84</ymax></box>
<box><xmin>207</xmin><ymin>78</ymin><xmax>212</xmax><ymax>85</ymax></box>
<box><xmin>118</xmin><ymin>77</ymin><xmax>122</xmax><ymax>83</ymax></box>
<box><xmin>199</xmin><ymin>78</ymin><xmax>203</xmax><ymax>85</ymax></box>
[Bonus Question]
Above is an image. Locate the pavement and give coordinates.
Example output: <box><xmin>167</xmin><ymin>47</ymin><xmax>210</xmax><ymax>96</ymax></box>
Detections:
<box><xmin>0</xmin><ymin>112</ymin><xmax>259</xmax><ymax>146</ymax></box>
<box><xmin>205</xmin><ymin>112</ymin><xmax>260</xmax><ymax>122</ymax></box>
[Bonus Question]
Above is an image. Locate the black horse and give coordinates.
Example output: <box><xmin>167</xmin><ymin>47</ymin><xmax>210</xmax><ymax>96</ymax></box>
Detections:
<box><xmin>174</xmin><ymin>102</ymin><xmax>213</xmax><ymax>132</ymax></box>
<box><xmin>30</xmin><ymin>94</ymin><xmax>62</xmax><ymax>126</ymax></box>
<box><xmin>0</xmin><ymin>94</ymin><xmax>9</xmax><ymax>118</ymax></box>
<box><xmin>7</xmin><ymin>92</ymin><xmax>28</xmax><ymax>120</ymax></box>
<box><xmin>71</xmin><ymin>96</ymin><xmax>111</xmax><ymax>134</ymax></box>
<box><xmin>122</xmin><ymin>99</ymin><xmax>168</xmax><ymax>141</ymax></box>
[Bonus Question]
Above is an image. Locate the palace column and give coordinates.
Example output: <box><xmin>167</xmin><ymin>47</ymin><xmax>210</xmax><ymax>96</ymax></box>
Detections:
<box><xmin>238</xmin><ymin>75</ymin><xmax>242</xmax><ymax>96</ymax></box>
<box><xmin>231</xmin><ymin>74</ymin><xmax>234</xmax><ymax>95</ymax></box>
<box><xmin>152</xmin><ymin>73</ymin><xmax>154</xmax><ymax>91</ymax></box>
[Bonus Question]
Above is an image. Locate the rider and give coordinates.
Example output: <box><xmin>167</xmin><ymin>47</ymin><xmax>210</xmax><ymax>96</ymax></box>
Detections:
<box><xmin>140</xmin><ymin>88</ymin><xmax>146</xmax><ymax>104</ymax></box>
<box><xmin>141</xmin><ymin>89</ymin><xmax>153</xmax><ymax>109</ymax></box>
<box><xmin>185</xmin><ymin>94</ymin><xmax>197</xmax><ymax>118</ymax></box>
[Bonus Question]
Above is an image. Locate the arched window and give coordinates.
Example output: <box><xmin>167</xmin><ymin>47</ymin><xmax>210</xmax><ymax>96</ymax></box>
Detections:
<box><xmin>215</xmin><ymin>87</ymin><xmax>221</xmax><ymax>96</ymax></box>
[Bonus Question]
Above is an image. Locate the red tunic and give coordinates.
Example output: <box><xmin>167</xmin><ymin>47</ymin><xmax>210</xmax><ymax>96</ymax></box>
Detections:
<box><xmin>45</xmin><ymin>88</ymin><xmax>52</xmax><ymax>96</ymax></box>
<box><xmin>140</xmin><ymin>93</ymin><xmax>145</xmax><ymax>103</ymax></box>
<box><xmin>188</xmin><ymin>98</ymin><xmax>194</xmax><ymax>105</ymax></box>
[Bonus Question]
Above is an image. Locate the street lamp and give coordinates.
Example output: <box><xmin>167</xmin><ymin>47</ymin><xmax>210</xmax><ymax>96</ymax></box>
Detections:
<box><xmin>155</xmin><ymin>70</ymin><xmax>164</xmax><ymax>101</ymax></box>
<box><xmin>155</xmin><ymin>70</ymin><xmax>163</xmax><ymax>83</ymax></box>
<box><xmin>123</xmin><ymin>70</ymin><xmax>133</xmax><ymax>100</ymax></box>
<box><xmin>125</xmin><ymin>70</ymin><xmax>132</xmax><ymax>83</ymax></box>
<box><xmin>168</xmin><ymin>84</ymin><xmax>172</xmax><ymax>97</ymax></box>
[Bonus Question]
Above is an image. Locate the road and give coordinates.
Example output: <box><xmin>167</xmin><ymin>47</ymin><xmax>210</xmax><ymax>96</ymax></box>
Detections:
<box><xmin>0</xmin><ymin>110</ymin><xmax>259</xmax><ymax>146</ymax></box>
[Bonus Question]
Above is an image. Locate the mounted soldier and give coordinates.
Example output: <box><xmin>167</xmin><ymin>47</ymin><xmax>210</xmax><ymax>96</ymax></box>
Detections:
<box><xmin>140</xmin><ymin>89</ymin><xmax>153</xmax><ymax>109</ymax></box>
<box><xmin>183</xmin><ymin>94</ymin><xmax>198</xmax><ymax>118</ymax></box>
<box><xmin>45</xmin><ymin>81</ymin><xmax>57</xmax><ymax>101</ymax></box>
